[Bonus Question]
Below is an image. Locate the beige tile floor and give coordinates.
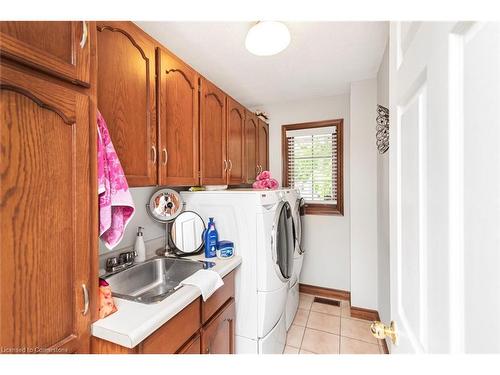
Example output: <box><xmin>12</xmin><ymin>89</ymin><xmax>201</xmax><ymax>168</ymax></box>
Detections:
<box><xmin>283</xmin><ymin>293</ymin><xmax>388</xmax><ymax>354</ymax></box>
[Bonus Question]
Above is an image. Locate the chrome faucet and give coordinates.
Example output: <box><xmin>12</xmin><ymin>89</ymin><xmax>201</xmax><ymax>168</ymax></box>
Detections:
<box><xmin>105</xmin><ymin>250</ymin><xmax>137</xmax><ymax>273</ymax></box>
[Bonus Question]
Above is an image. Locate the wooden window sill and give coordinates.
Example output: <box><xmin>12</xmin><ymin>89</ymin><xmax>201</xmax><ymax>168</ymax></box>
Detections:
<box><xmin>304</xmin><ymin>203</ymin><xmax>344</xmax><ymax>216</ymax></box>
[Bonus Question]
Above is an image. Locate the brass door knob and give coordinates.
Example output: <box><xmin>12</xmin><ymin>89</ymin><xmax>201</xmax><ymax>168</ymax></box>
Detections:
<box><xmin>370</xmin><ymin>320</ymin><xmax>398</xmax><ymax>345</ymax></box>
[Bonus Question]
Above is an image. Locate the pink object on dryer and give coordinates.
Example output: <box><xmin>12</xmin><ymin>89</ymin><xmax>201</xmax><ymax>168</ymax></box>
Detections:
<box><xmin>257</xmin><ymin>170</ymin><xmax>271</xmax><ymax>180</ymax></box>
<box><xmin>253</xmin><ymin>170</ymin><xmax>279</xmax><ymax>190</ymax></box>
<box><xmin>268</xmin><ymin>178</ymin><xmax>279</xmax><ymax>189</ymax></box>
<box><xmin>97</xmin><ymin>110</ymin><xmax>135</xmax><ymax>250</ymax></box>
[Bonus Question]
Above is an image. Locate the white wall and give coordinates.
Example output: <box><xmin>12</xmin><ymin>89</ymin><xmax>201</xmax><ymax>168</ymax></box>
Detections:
<box><xmin>376</xmin><ymin>42</ymin><xmax>391</xmax><ymax>323</ymax></box>
<box><xmin>350</xmin><ymin>79</ymin><xmax>378</xmax><ymax>310</ymax></box>
<box><xmin>257</xmin><ymin>94</ymin><xmax>351</xmax><ymax>291</ymax></box>
<box><xmin>99</xmin><ymin>187</ymin><xmax>165</xmax><ymax>255</ymax></box>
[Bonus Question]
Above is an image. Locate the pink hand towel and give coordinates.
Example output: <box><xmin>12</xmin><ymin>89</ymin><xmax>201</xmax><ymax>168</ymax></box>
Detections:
<box><xmin>257</xmin><ymin>170</ymin><xmax>271</xmax><ymax>181</ymax></box>
<box><xmin>252</xmin><ymin>170</ymin><xmax>279</xmax><ymax>190</ymax></box>
<box><xmin>268</xmin><ymin>178</ymin><xmax>279</xmax><ymax>189</ymax></box>
<box><xmin>97</xmin><ymin>111</ymin><xmax>135</xmax><ymax>250</ymax></box>
<box><xmin>252</xmin><ymin>180</ymin><xmax>267</xmax><ymax>189</ymax></box>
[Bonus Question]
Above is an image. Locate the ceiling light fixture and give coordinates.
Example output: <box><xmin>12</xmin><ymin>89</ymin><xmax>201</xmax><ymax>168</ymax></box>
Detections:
<box><xmin>245</xmin><ymin>21</ymin><xmax>291</xmax><ymax>56</ymax></box>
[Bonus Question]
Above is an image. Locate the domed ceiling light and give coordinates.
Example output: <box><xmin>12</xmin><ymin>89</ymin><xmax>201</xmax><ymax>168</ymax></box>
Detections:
<box><xmin>245</xmin><ymin>21</ymin><xmax>291</xmax><ymax>56</ymax></box>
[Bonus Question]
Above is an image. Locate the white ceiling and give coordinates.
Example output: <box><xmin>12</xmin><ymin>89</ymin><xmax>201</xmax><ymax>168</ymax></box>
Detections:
<box><xmin>136</xmin><ymin>22</ymin><xmax>388</xmax><ymax>108</ymax></box>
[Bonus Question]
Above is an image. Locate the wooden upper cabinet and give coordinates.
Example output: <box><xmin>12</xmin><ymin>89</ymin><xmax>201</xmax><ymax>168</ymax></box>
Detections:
<box><xmin>0</xmin><ymin>21</ymin><xmax>90</xmax><ymax>86</ymax></box>
<box><xmin>244</xmin><ymin>110</ymin><xmax>259</xmax><ymax>183</ymax></box>
<box><xmin>157</xmin><ymin>48</ymin><xmax>199</xmax><ymax>186</ymax></box>
<box><xmin>201</xmin><ymin>300</ymin><xmax>235</xmax><ymax>354</ymax></box>
<box><xmin>200</xmin><ymin>77</ymin><xmax>227</xmax><ymax>186</ymax></box>
<box><xmin>258</xmin><ymin>119</ymin><xmax>269</xmax><ymax>172</ymax></box>
<box><xmin>96</xmin><ymin>21</ymin><xmax>157</xmax><ymax>187</ymax></box>
<box><xmin>226</xmin><ymin>97</ymin><xmax>246</xmax><ymax>185</ymax></box>
<box><xmin>0</xmin><ymin>64</ymin><xmax>92</xmax><ymax>353</ymax></box>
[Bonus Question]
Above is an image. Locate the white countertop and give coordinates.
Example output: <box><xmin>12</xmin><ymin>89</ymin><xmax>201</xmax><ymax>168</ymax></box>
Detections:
<box><xmin>91</xmin><ymin>255</ymin><xmax>242</xmax><ymax>348</ymax></box>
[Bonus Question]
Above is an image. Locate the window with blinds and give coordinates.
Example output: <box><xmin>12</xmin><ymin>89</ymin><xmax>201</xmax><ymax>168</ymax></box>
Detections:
<box><xmin>282</xmin><ymin>119</ymin><xmax>343</xmax><ymax>215</ymax></box>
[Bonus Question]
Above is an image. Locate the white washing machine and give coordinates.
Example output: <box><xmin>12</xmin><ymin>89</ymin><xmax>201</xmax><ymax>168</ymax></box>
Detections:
<box><xmin>181</xmin><ymin>189</ymin><xmax>295</xmax><ymax>354</ymax></box>
<box><xmin>285</xmin><ymin>189</ymin><xmax>306</xmax><ymax>330</ymax></box>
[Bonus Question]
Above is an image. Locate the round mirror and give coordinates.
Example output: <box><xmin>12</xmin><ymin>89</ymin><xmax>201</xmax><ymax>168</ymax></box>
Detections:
<box><xmin>147</xmin><ymin>188</ymin><xmax>183</xmax><ymax>223</ymax></box>
<box><xmin>170</xmin><ymin>211</ymin><xmax>206</xmax><ymax>254</ymax></box>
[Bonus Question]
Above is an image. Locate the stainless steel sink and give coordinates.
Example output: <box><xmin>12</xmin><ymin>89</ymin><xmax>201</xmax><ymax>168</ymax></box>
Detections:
<box><xmin>102</xmin><ymin>256</ymin><xmax>215</xmax><ymax>304</ymax></box>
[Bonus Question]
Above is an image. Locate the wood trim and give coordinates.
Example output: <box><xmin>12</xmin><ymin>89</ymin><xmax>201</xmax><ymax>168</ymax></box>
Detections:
<box><xmin>88</xmin><ymin>21</ymin><xmax>100</xmax><ymax>326</ymax></box>
<box><xmin>96</xmin><ymin>25</ymin><xmax>148</xmax><ymax>61</ymax></box>
<box><xmin>303</xmin><ymin>203</ymin><xmax>343</xmax><ymax>216</ymax></box>
<box><xmin>0</xmin><ymin>84</ymin><xmax>75</xmax><ymax>124</ymax></box>
<box><xmin>282</xmin><ymin>119</ymin><xmax>344</xmax><ymax>216</ymax></box>
<box><xmin>350</xmin><ymin>306</ymin><xmax>380</xmax><ymax>321</ymax></box>
<box><xmin>299</xmin><ymin>283</ymin><xmax>350</xmax><ymax>302</ymax></box>
<box><xmin>380</xmin><ymin>336</ymin><xmax>389</xmax><ymax>354</ymax></box>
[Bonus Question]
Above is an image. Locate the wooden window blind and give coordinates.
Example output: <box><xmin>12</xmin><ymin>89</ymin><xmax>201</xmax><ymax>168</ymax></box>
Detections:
<box><xmin>282</xmin><ymin>119</ymin><xmax>343</xmax><ymax>215</ymax></box>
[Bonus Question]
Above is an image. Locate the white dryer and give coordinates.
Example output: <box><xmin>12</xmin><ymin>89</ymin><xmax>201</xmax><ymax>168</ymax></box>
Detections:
<box><xmin>285</xmin><ymin>189</ymin><xmax>306</xmax><ymax>330</ymax></box>
<box><xmin>181</xmin><ymin>189</ymin><xmax>295</xmax><ymax>353</ymax></box>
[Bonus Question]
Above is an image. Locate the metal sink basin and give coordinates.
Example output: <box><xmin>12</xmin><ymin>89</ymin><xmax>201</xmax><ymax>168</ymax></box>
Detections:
<box><xmin>102</xmin><ymin>256</ymin><xmax>215</xmax><ymax>304</ymax></box>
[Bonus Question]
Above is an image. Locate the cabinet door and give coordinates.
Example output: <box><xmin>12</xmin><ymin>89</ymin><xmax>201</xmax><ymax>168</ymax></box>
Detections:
<box><xmin>258</xmin><ymin>119</ymin><xmax>269</xmax><ymax>172</ymax></box>
<box><xmin>244</xmin><ymin>111</ymin><xmax>259</xmax><ymax>183</ymax></box>
<box><xmin>201</xmin><ymin>300</ymin><xmax>235</xmax><ymax>354</ymax></box>
<box><xmin>226</xmin><ymin>97</ymin><xmax>245</xmax><ymax>185</ymax></box>
<box><xmin>140</xmin><ymin>299</ymin><xmax>201</xmax><ymax>354</ymax></box>
<box><xmin>1</xmin><ymin>64</ymin><xmax>92</xmax><ymax>353</ymax></box>
<box><xmin>157</xmin><ymin>48</ymin><xmax>199</xmax><ymax>186</ymax></box>
<box><xmin>178</xmin><ymin>334</ymin><xmax>201</xmax><ymax>354</ymax></box>
<box><xmin>200</xmin><ymin>77</ymin><xmax>227</xmax><ymax>185</ymax></box>
<box><xmin>97</xmin><ymin>21</ymin><xmax>157</xmax><ymax>187</ymax></box>
<box><xmin>0</xmin><ymin>21</ymin><xmax>90</xmax><ymax>86</ymax></box>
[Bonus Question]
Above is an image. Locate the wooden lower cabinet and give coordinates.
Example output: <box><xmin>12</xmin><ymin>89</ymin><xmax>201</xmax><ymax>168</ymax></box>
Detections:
<box><xmin>92</xmin><ymin>271</ymin><xmax>235</xmax><ymax>354</ymax></box>
<box><xmin>140</xmin><ymin>299</ymin><xmax>201</xmax><ymax>354</ymax></box>
<box><xmin>178</xmin><ymin>334</ymin><xmax>201</xmax><ymax>354</ymax></box>
<box><xmin>200</xmin><ymin>300</ymin><xmax>235</xmax><ymax>354</ymax></box>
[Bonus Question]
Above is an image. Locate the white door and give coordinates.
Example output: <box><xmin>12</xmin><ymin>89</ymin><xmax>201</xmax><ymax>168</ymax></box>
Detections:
<box><xmin>389</xmin><ymin>22</ymin><xmax>500</xmax><ymax>353</ymax></box>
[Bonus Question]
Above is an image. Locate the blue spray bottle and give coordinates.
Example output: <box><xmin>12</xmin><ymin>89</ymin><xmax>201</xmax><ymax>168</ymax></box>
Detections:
<box><xmin>204</xmin><ymin>218</ymin><xmax>218</xmax><ymax>258</ymax></box>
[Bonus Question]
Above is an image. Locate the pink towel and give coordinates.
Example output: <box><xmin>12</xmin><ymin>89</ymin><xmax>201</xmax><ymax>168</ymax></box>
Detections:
<box><xmin>97</xmin><ymin>111</ymin><xmax>135</xmax><ymax>249</ymax></box>
<box><xmin>252</xmin><ymin>170</ymin><xmax>279</xmax><ymax>190</ymax></box>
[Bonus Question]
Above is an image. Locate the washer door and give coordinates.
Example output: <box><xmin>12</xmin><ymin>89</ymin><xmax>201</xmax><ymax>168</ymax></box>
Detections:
<box><xmin>272</xmin><ymin>201</ymin><xmax>294</xmax><ymax>281</ymax></box>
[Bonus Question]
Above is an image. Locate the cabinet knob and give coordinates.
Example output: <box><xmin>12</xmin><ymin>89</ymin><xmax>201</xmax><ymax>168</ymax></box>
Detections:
<box><xmin>228</xmin><ymin>159</ymin><xmax>233</xmax><ymax>171</ymax></box>
<box><xmin>223</xmin><ymin>159</ymin><xmax>227</xmax><ymax>172</ymax></box>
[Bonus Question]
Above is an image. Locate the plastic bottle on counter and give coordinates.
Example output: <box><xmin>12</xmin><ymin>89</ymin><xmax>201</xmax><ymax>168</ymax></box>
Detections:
<box><xmin>204</xmin><ymin>218</ymin><xmax>218</xmax><ymax>258</ymax></box>
<box><xmin>134</xmin><ymin>226</ymin><xmax>146</xmax><ymax>262</ymax></box>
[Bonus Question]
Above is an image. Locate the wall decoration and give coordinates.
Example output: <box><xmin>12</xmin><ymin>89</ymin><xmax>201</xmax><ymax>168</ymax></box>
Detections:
<box><xmin>255</xmin><ymin>110</ymin><xmax>269</xmax><ymax>121</ymax></box>
<box><xmin>376</xmin><ymin>105</ymin><xmax>389</xmax><ymax>154</ymax></box>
